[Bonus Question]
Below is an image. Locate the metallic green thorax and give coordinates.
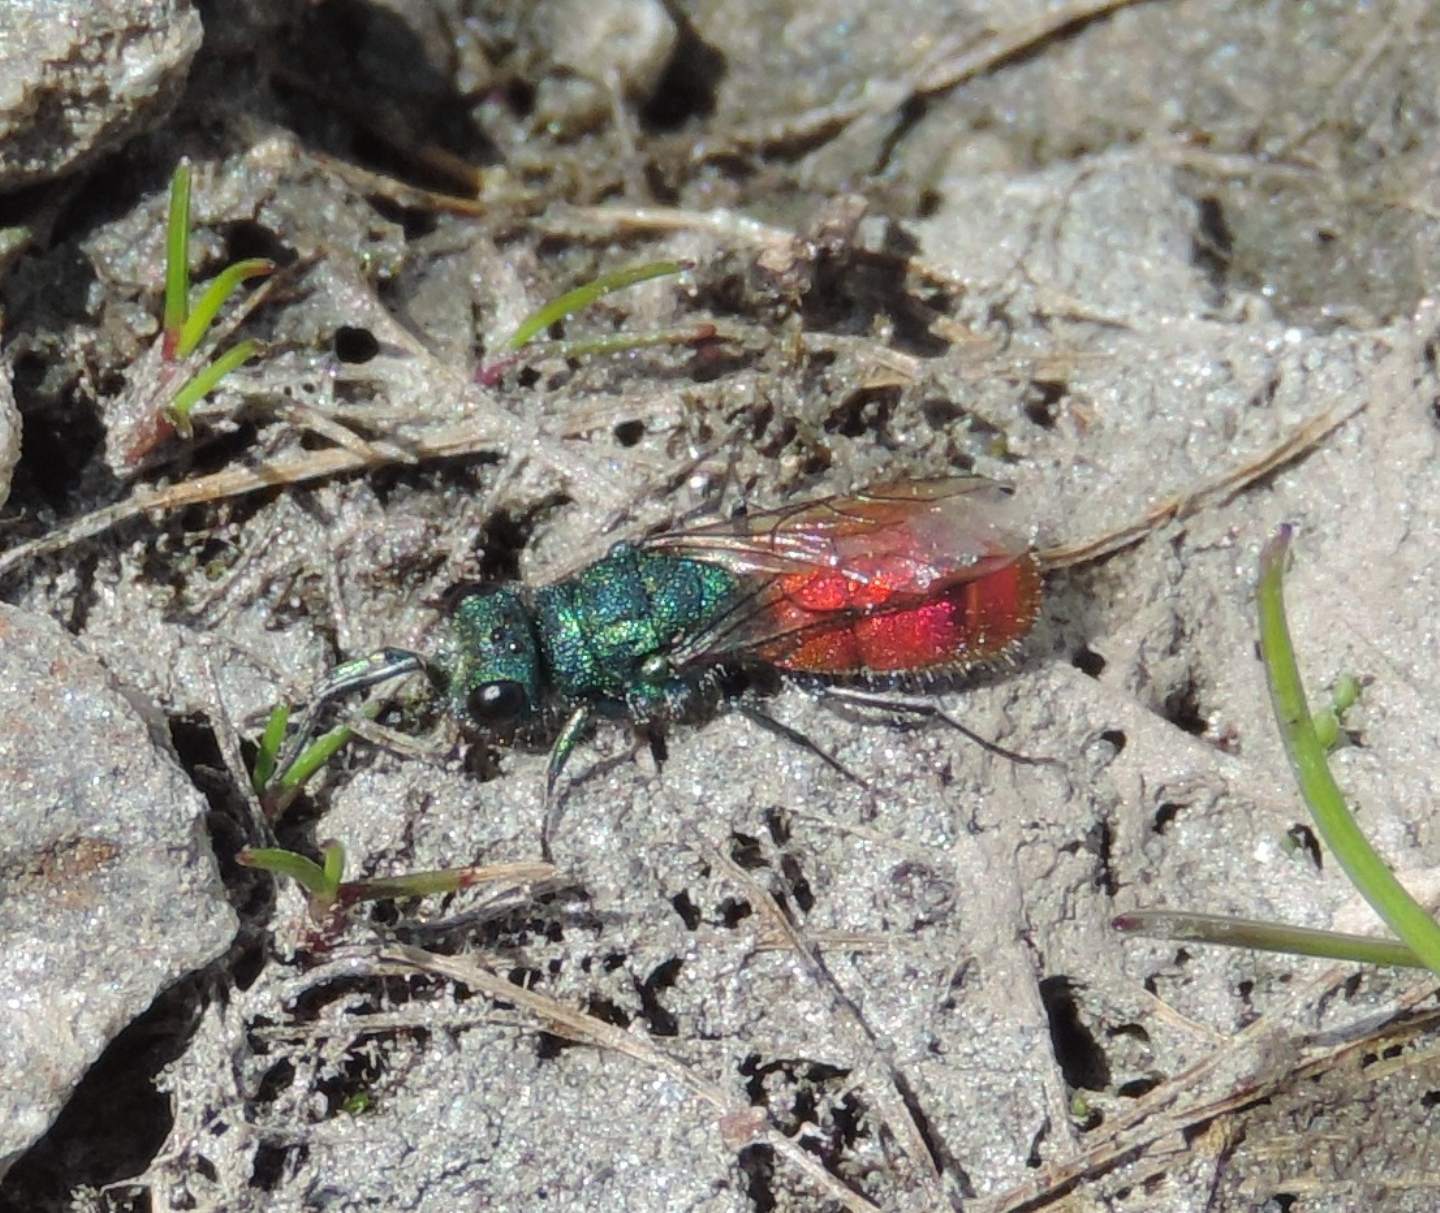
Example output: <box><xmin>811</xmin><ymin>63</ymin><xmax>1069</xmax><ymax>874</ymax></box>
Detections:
<box><xmin>435</xmin><ymin>543</ymin><xmax>740</xmax><ymax>727</ymax></box>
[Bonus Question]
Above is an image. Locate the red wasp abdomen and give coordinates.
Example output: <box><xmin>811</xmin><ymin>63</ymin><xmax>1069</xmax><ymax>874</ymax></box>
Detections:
<box><xmin>757</xmin><ymin>553</ymin><xmax>1041</xmax><ymax>675</ymax></box>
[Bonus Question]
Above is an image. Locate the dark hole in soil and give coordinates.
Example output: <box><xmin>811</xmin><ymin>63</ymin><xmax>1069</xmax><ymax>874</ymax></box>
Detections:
<box><xmin>334</xmin><ymin>324</ymin><xmax>380</xmax><ymax>364</ymax></box>
<box><xmin>1038</xmin><ymin>976</ymin><xmax>1111</xmax><ymax>1092</ymax></box>
<box><xmin>640</xmin><ymin>16</ymin><xmax>726</xmax><ymax>131</ymax></box>
<box><xmin>736</xmin><ymin>1143</ymin><xmax>776</xmax><ymax>1211</ymax></box>
<box><xmin>1072</xmin><ymin>645</ymin><xmax>1106</xmax><ymax>677</ymax></box>
<box><xmin>1191</xmin><ymin>194</ymin><xmax>1234</xmax><ymax>287</ymax></box>
<box><xmin>1162</xmin><ymin>676</ymin><xmax>1208</xmax><ymax>735</ymax></box>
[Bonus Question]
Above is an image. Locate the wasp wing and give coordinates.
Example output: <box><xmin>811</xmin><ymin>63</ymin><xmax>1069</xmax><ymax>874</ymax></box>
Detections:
<box><xmin>645</xmin><ymin>478</ymin><xmax>1037</xmax><ymax>672</ymax></box>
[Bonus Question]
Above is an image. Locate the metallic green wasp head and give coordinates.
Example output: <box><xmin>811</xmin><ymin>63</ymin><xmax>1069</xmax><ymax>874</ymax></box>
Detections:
<box><xmin>432</xmin><ymin>587</ymin><xmax>542</xmax><ymax>733</ymax></box>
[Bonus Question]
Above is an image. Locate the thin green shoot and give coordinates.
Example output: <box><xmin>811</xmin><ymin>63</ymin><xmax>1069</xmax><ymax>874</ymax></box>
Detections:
<box><xmin>239</xmin><ymin>843</ymin><xmax>343</xmax><ymax>904</ymax></box>
<box><xmin>479</xmin><ymin>322</ymin><xmax>719</xmax><ymax>387</ymax></box>
<box><xmin>260</xmin><ymin>715</ymin><xmax>355</xmax><ymax>818</ymax></box>
<box><xmin>478</xmin><ymin>259</ymin><xmax>694</xmax><ymax>386</ymax></box>
<box><xmin>168</xmin><ymin>340</ymin><xmax>260</xmax><ymax>433</ymax></box>
<box><xmin>177</xmin><ymin>259</ymin><xmax>275</xmax><ymax>358</ymax></box>
<box><xmin>163</xmin><ymin>160</ymin><xmax>192</xmax><ymax>358</ymax></box>
<box><xmin>321</xmin><ymin>838</ymin><xmax>346</xmax><ymax>890</ymax></box>
<box><xmin>502</xmin><ymin>259</ymin><xmax>689</xmax><ymax>352</ymax></box>
<box><xmin>153</xmin><ymin>158</ymin><xmax>275</xmax><ymax>443</ymax></box>
<box><xmin>1312</xmin><ymin>672</ymin><xmax>1362</xmax><ymax>751</ymax></box>
<box><xmin>525</xmin><ymin>323</ymin><xmax>718</xmax><ymax>364</ymax></box>
<box><xmin>342</xmin><ymin>864</ymin><xmax>499</xmax><ymax>901</ymax></box>
<box><xmin>1113</xmin><ymin>910</ymin><xmax>1425</xmax><ymax>969</ymax></box>
<box><xmin>238</xmin><ymin>841</ymin><xmax>556</xmax><ymax>921</ymax></box>
<box><xmin>251</xmin><ymin>703</ymin><xmax>290</xmax><ymax>795</ymax></box>
<box><xmin>1068</xmin><ymin>1091</ymin><xmax>1098</xmax><ymax>1127</ymax></box>
<box><xmin>254</xmin><ymin>650</ymin><xmax>425</xmax><ymax>816</ymax></box>
<box><xmin>1257</xmin><ymin>525</ymin><xmax>1440</xmax><ymax>975</ymax></box>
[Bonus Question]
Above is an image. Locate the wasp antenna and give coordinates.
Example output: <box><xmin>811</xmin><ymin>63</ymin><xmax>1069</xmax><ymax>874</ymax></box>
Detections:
<box><xmin>303</xmin><ymin>649</ymin><xmax>428</xmax><ymax>715</ymax></box>
<box><xmin>276</xmin><ymin>648</ymin><xmax>428</xmax><ymax>783</ymax></box>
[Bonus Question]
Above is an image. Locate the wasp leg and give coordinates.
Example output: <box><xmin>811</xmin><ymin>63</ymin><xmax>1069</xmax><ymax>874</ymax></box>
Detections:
<box><xmin>815</xmin><ymin>685</ymin><xmax>1054</xmax><ymax>767</ymax></box>
<box><xmin>276</xmin><ymin>647</ymin><xmax>427</xmax><ymax>782</ymax></box>
<box><xmin>541</xmin><ymin>704</ymin><xmax>594</xmax><ymax>861</ymax></box>
<box><xmin>346</xmin><ymin>717</ymin><xmax>450</xmax><ymax>760</ymax></box>
<box><xmin>733</xmin><ymin>700</ymin><xmax>870</xmax><ymax>789</ymax></box>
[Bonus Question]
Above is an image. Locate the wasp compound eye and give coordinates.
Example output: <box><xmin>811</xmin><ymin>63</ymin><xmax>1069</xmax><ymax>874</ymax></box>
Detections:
<box><xmin>467</xmin><ymin>680</ymin><xmax>529</xmax><ymax>726</ymax></box>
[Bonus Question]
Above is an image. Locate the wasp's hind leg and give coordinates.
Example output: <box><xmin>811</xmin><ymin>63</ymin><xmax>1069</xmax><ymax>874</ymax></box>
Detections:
<box><xmin>732</xmin><ymin>700</ymin><xmax>870</xmax><ymax>788</ymax></box>
<box><xmin>816</xmin><ymin>685</ymin><xmax>1054</xmax><ymax>768</ymax></box>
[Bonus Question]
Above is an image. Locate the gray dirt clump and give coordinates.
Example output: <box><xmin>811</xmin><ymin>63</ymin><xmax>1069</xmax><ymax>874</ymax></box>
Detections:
<box><xmin>0</xmin><ymin>604</ymin><xmax>235</xmax><ymax>1182</ymax></box>
<box><xmin>0</xmin><ymin>0</ymin><xmax>201</xmax><ymax>188</ymax></box>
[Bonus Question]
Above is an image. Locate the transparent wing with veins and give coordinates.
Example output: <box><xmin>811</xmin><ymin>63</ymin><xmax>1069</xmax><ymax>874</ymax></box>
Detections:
<box><xmin>643</xmin><ymin>477</ymin><xmax>1035</xmax><ymax>669</ymax></box>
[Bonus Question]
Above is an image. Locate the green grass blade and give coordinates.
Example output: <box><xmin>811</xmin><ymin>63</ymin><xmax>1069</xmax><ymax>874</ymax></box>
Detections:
<box><xmin>1257</xmin><ymin>526</ymin><xmax>1440</xmax><ymax>975</ymax></box>
<box><xmin>1331</xmin><ymin>672</ymin><xmax>1362</xmax><ymax>714</ymax></box>
<box><xmin>251</xmin><ymin>703</ymin><xmax>290</xmax><ymax>795</ymax></box>
<box><xmin>535</xmin><ymin>323</ymin><xmax>718</xmax><ymax>362</ymax></box>
<box><xmin>238</xmin><ymin>847</ymin><xmax>332</xmax><ymax>896</ymax></box>
<box><xmin>275</xmin><ymin>720</ymin><xmax>354</xmax><ymax>794</ymax></box>
<box><xmin>503</xmin><ymin>260</ymin><xmax>687</xmax><ymax>352</ymax></box>
<box><xmin>168</xmin><ymin>339</ymin><xmax>259</xmax><ymax>430</ymax></box>
<box><xmin>337</xmin><ymin>860</ymin><xmax>553</xmax><ymax>906</ymax></box>
<box><xmin>163</xmin><ymin>160</ymin><xmax>192</xmax><ymax>358</ymax></box>
<box><xmin>177</xmin><ymin>258</ymin><xmax>275</xmax><ymax>358</ymax></box>
<box><xmin>320</xmin><ymin>840</ymin><xmax>347</xmax><ymax>890</ymax></box>
<box><xmin>342</xmin><ymin>866</ymin><xmax>480</xmax><ymax>902</ymax></box>
<box><xmin>1113</xmin><ymin>910</ymin><xmax>1426</xmax><ymax>969</ymax></box>
<box><xmin>1311</xmin><ymin>673</ymin><xmax>1362</xmax><ymax>751</ymax></box>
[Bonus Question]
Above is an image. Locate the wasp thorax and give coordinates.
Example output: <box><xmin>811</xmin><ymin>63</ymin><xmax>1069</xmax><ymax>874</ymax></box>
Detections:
<box><xmin>433</xmin><ymin>586</ymin><xmax>542</xmax><ymax>731</ymax></box>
